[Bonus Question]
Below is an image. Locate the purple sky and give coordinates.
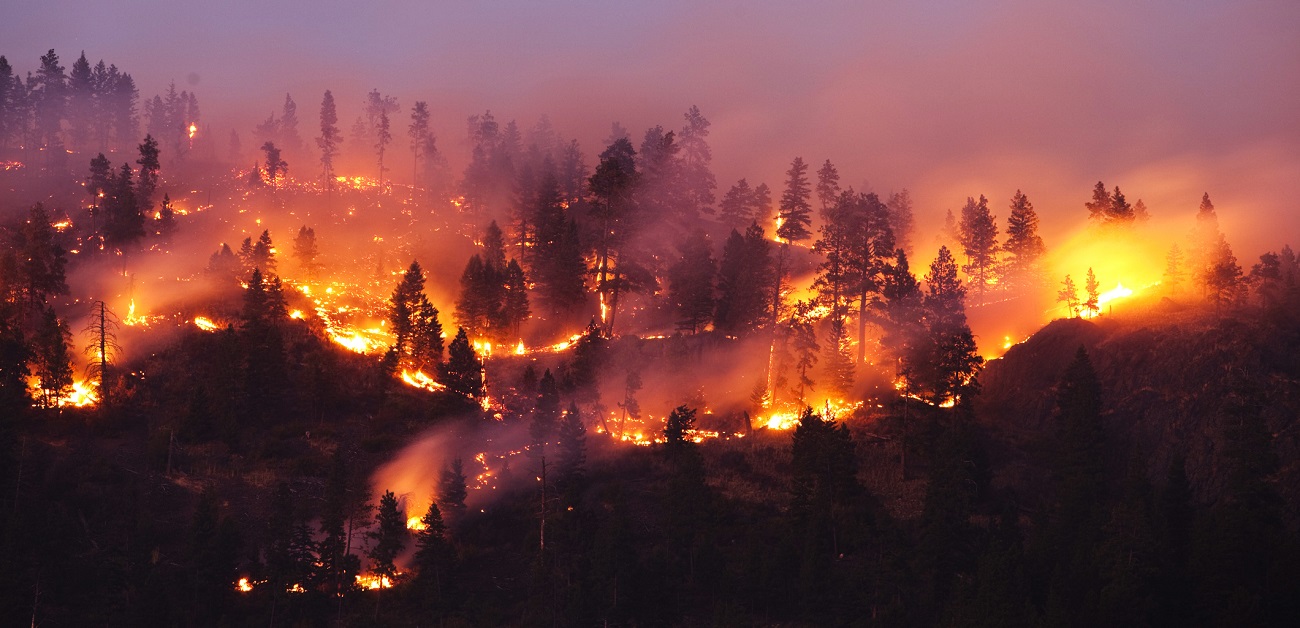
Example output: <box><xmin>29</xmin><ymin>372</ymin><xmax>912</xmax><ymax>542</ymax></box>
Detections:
<box><xmin>5</xmin><ymin>0</ymin><xmax>1299</xmax><ymax>251</ymax></box>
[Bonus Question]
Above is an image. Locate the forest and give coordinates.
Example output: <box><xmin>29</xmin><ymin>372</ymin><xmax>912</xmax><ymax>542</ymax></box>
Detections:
<box><xmin>0</xmin><ymin>48</ymin><xmax>1298</xmax><ymax>627</ymax></box>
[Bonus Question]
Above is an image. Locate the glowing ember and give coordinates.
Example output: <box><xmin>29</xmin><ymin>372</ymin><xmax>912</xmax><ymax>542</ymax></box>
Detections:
<box><xmin>51</xmin><ymin>219</ymin><xmax>72</xmax><ymax>231</ymax></box>
<box><xmin>289</xmin><ymin>309</ymin><xmax>304</xmax><ymax>319</ymax></box>
<box><xmin>236</xmin><ymin>577</ymin><xmax>256</xmax><ymax>593</ymax></box>
<box><xmin>193</xmin><ymin>316</ymin><xmax>219</xmax><ymax>332</ymax></box>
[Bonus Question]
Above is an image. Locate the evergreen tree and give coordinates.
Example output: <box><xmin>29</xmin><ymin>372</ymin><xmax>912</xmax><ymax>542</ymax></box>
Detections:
<box><xmin>815</xmin><ymin>159</ymin><xmax>841</xmax><ymax>217</ymax></box>
<box><xmin>887</xmin><ymin>188</ymin><xmax>916</xmax><ymax>255</ymax></box>
<box><xmin>1084</xmin><ymin>268</ymin><xmax>1101</xmax><ymax>317</ymax></box>
<box><xmin>958</xmin><ymin>195</ymin><xmax>999</xmax><ymax>302</ymax></box>
<box><xmin>714</xmin><ymin>223</ymin><xmax>773</xmax><ymax>335</ymax></box>
<box><xmin>32</xmin><ymin>306</ymin><xmax>72</xmax><ymax>408</ymax></box>
<box><xmin>1058</xmin><ymin>274</ymin><xmax>1081</xmax><ymax>317</ymax></box>
<box><xmin>408</xmin><ymin>100</ymin><xmax>432</xmax><ymax>186</ymax></box>
<box><xmin>15</xmin><ymin>203</ymin><xmax>68</xmax><ymax>307</ymax></box>
<box><xmin>1085</xmin><ymin>181</ymin><xmax>1112</xmax><ymax>223</ymax></box>
<box><xmin>1003</xmin><ymin>190</ymin><xmax>1046</xmax><ymax>290</ymax></box>
<box><xmin>788</xmin><ymin>301</ymin><xmax>820</xmax><ymax>404</ymax></box>
<box><xmin>412</xmin><ymin>296</ymin><xmax>445</xmax><ymax>370</ymax></box>
<box><xmin>316</xmin><ymin>449</ymin><xmax>359</xmax><ymax>597</ymax></box>
<box><xmin>261</xmin><ymin>141</ymin><xmax>286</xmax><ymax>185</ymax></box>
<box><xmin>412</xmin><ymin>499</ymin><xmax>451</xmax><ymax>597</ymax></box>
<box><xmin>104</xmin><ymin>162</ymin><xmax>144</xmax><ymax>248</ymax></box>
<box><xmin>531</xmin><ymin>172</ymin><xmax>586</xmax><ymax>314</ymax></box>
<box><xmin>752</xmin><ymin>182</ymin><xmax>774</xmax><ymax>224</ymax></box>
<box><xmin>389</xmin><ymin>261</ymin><xmax>428</xmax><ymax>356</ymax></box>
<box><xmin>440</xmin><ymin>328</ymin><xmax>484</xmax><ymax>399</ymax></box>
<box><xmin>667</xmin><ymin>230</ymin><xmax>715</xmax><ymax>333</ymax></box>
<box><xmin>587</xmin><ymin>136</ymin><xmax>639</xmax><ymax>335</ymax></box>
<box><xmin>917</xmin><ymin>247</ymin><xmax>982</xmax><ymax>404</ymax></box>
<box><xmin>500</xmin><ymin>259</ymin><xmax>530</xmax><ymax>338</ymax></box>
<box><xmin>292</xmin><ymin>225</ymin><xmax>319</xmax><ymax>278</ymax></box>
<box><xmin>367</xmin><ymin>491</ymin><xmax>406</xmax><ymax>582</ymax></box>
<box><xmin>278</xmin><ymin>93</ymin><xmax>303</xmax><ymax>158</ymax></box>
<box><xmin>556</xmin><ymin>401</ymin><xmax>587</xmax><ymax>497</ymax></box>
<box><xmin>678</xmin><ymin>105</ymin><xmax>716</xmax><ymax>217</ymax></box>
<box><xmin>32</xmin><ymin>49</ymin><xmax>67</xmax><ymax>152</ymax></box>
<box><xmin>66</xmin><ymin>52</ymin><xmax>93</xmax><ymax>152</ymax></box>
<box><xmin>718</xmin><ymin>178</ymin><xmax>755</xmax><ymax>230</ymax></box>
<box><xmin>439</xmin><ymin>457</ymin><xmax>468</xmax><ymax>513</ymax></box>
<box><xmin>777</xmin><ymin>157</ymin><xmax>813</xmax><ymax>243</ymax></box>
<box><xmin>317</xmin><ymin>90</ymin><xmax>341</xmax><ymax>188</ymax></box>
<box><xmin>822</xmin><ymin>315</ymin><xmax>854</xmax><ymax>397</ymax></box>
<box><xmin>136</xmin><ymin>134</ymin><xmax>161</xmax><ymax>211</ymax></box>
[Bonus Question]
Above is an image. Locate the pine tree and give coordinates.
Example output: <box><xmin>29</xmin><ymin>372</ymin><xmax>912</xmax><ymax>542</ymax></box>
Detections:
<box><xmin>917</xmin><ymin>246</ymin><xmax>982</xmax><ymax>404</ymax></box>
<box><xmin>815</xmin><ymin>159</ymin><xmax>841</xmax><ymax>217</ymax></box>
<box><xmin>1058</xmin><ymin>274</ymin><xmax>1081</xmax><ymax>317</ymax></box>
<box><xmin>556</xmin><ymin>401</ymin><xmax>586</xmax><ymax>496</ymax></box>
<box><xmin>412</xmin><ymin>499</ymin><xmax>450</xmax><ymax>596</ymax></box>
<box><xmin>822</xmin><ymin>315</ymin><xmax>854</xmax><ymax>397</ymax></box>
<box><xmin>667</xmin><ymin>230</ymin><xmax>715</xmax><ymax>333</ymax></box>
<box><xmin>439</xmin><ymin>457</ymin><xmax>468</xmax><ymax>513</ymax></box>
<box><xmin>531</xmin><ymin>172</ymin><xmax>586</xmax><ymax>314</ymax></box>
<box><xmin>777</xmin><ymin>157</ymin><xmax>813</xmax><ymax>243</ymax></box>
<box><xmin>958</xmin><ymin>195</ymin><xmax>999</xmax><ymax>302</ymax></box>
<box><xmin>67</xmin><ymin>52</ymin><xmax>93</xmax><ymax>152</ymax></box>
<box><xmin>32</xmin><ymin>306</ymin><xmax>72</xmax><ymax>408</ymax></box>
<box><xmin>135</xmin><ymin>134</ymin><xmax>162</xmax><ymax>212</ymax></box>
<box><xmin>440</xmin><ymin>328</ymin><xmax>484</xmax><ymax>399</ymax></box>
<box><xmin>1085</xmin><ymin>181</ymin><xmax>1111</xmax><ymax>223</ymax></box>
<box><xmin>678</xmin><ymin>105</ymin><xmax>716</xmax><ymax>217</ymax></box>
<box><xmin>408</xmin><ymin>101</ymin><xmax>432</xmax><ymax>187</ymax></box>
<box><xmin>500</xmin><ymin>259</ymin><xmax>530</xmax><ymax>338</ymax></box>
<box><xmin>1003</xmin><ymin>190</ymin><xmax>1045</xmax><ymax>290</ymax></box>
<box><xmin>1084</xmin><ymin>268</ymin><xmax>1100</xmax><ymax>317</ymax></box>
<box><xmin>718</xmin><ymin>178</ymin><xmax>755</xmax><ymax>230</ymax></box>
<box><xmin>887</xmin><ymin>188</ymin><xmax>916</xmax><ymax>255</ymax></box>
<box><xmin>278</xmin><ymin>93</ymin><xmax>303</xmax><ymax>157</ymax></box>
<box><xmin>292</xmin><ymin>226</ymin><xmax>319</xmax><ymax>279</ymax></box>
<box><xmin>261</xmin><ymin>141</ymin><xmax>286</xmax><ymax>185</ymax></box>
<box><xmin>367</xmin><ymin>490</ymin><xmax>406</xmax><ymax>582</ymax></box>
<box><xmin>714</xmin><ymin>223</ymin><xmax>773</xmax><ymax>335</ymax></box>
<box><xmin>412</xmin><ymin>296</ymin><xmax>445</xmax><ymax>370</ymax></box>
<box><xmin>788</xmin><ymin>301</ymin><xmax>820</xmax><ymax>404</ymax></box>
<box><xmin>317</xmin><ymin>90</ymin><xmax>341</xmax><ymax>189</ymax></box>
<box><xmin>17</xmin><ymin>203</ymin><xmax>68</xmax><ymax>307</ymax></box>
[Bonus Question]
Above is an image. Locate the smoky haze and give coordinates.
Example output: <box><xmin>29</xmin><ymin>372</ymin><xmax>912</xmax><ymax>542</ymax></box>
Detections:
<box><xmin>5</xmin><ymin>0</ymin><xmax>1298</xmax><ymax>255</ymax></box>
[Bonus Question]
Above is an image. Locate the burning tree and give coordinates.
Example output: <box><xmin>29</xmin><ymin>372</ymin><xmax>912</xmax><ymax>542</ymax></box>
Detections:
<box><xmin>82</xmin><ymin>300</ymin><xmax>120</xmax><ymax>408</ymax></box>
<box><xmin>440</xmin><ymin>328</ymin><xmax>484</xmax><ymax>399</ymax></box>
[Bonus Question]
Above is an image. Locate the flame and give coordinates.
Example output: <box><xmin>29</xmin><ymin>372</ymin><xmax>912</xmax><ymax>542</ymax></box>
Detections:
<box><xmin>63</xmin><ymin>380</ymin><xmax>99</xmax><ymax>408</ymax></box>
<box><xmin>193</xmin><ymin>316</ymin><xmax>218</xmax><ymax>332</ymax></box>
<box><xmin>51</xmin><ymin>219</ymin><xmax>72</xmax><ymax>231</ymax></box>
<box><xmin>1097</xmin><ymin>282</ymin><xmax>1134</xmax><ymax>307</ymax></box>
<box><xmin>188</xmin><ymin>123</ymin><xmax>197</xmax><ymax>140</ymax></box>
<box><xmin>356</xmin><ymin>573</ymin><xmax>396</xmax><ymax>590</ymax></box>
<box><xmin>236</xmin><ymin>577</ymin><xmax>256</xmax><ymax>593</ymax></box>
<box><xmin>514</xmin><ymin>340</ymin><xmax>526</xmax><ymax>355</ymax></box>
<box><xmin>400</xmin><ymin>369</ymin><xmax>445</xmax><ymax>392</ymax></box>
<box><xmin>406</xmin><ymin>516</ymin><xmax>427</xmax><ymax>531</ymax></box>
<box><xmin>289</xmin><ymin>309</ymin><xmax>304</xmax><ymax>319</ymax></box>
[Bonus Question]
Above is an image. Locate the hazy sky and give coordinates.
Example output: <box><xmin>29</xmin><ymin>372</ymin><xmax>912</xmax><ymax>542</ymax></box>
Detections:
<box><xmin>5</xmin><ymin>0</ymin><xmax>1299</xmax><ymax>251</ymax></box>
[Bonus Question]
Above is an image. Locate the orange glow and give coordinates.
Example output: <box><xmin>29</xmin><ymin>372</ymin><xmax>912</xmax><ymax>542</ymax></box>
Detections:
<box><xmin>193</xmin><ymin>316</ymin><xmax>219</xmax><ymax>332</ymax></box>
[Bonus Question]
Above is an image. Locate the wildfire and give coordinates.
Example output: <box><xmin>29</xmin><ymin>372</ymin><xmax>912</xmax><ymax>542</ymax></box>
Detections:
<box><xmin>289</xmin><ymin>309</ymin><xmax>304</xmax><ymax>319</ymax></box>
<box><xmin>51</xmin><ymin>219</ymin><xmax>72</xmax><ymax>231</ymax></box>
<box><xmin>400</xmin><ymin>369</ymin><xmax>445</xmax><ymax>392</ymax></box>
<box><xmin>62</xmin><ymin>379</ymin><xmax>99</xmax><ymax>408</ymax></box>
<box><xmin>356</xmin><ymin>573</ymin><xmax>396</xmax><ymax>590</ymax></box>
<box><xmin>187</xmin><ymin>123</ymin><xmax>197</xmax><ymax>140</ymax></box>
<box><xmin>193</xmin><ymin>316</ymin><xmax>219</xmax><ymax>332</ymax></box>
<box><xmin>236</xmin><ymin>577</ymin><xmax>257</xmax><ymax>593</ymax></box>
<box><xmin>406</xmin><ymin>516</ymin><xmax>427</xmax><ymax>531</ymax></box>
<box><xmin>514</xmin><ymin>340</ymin><xmax>526</xmax><ymax>355</ymax></box>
